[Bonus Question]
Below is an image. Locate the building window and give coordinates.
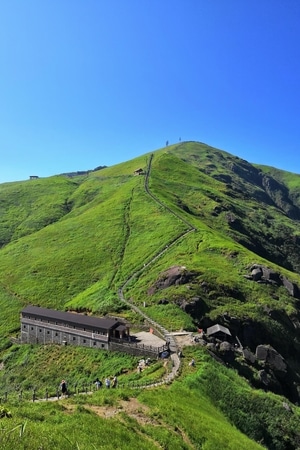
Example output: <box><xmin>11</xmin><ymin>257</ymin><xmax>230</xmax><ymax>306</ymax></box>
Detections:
<box><xmin>101</xmin><ymin>344</ymin><xmax>105</xmax><ymax>348</ymax></box>
<box><xmin>31</xmin><ymin>327</ymin><xmax>34</xmax><ymax>330</ymax></box>
<box><xmin>47</xmin><ymin>331</ymin><xmax>50</xmax><ymax>334</ymax></box>
<box><xmin>39</xmin><ymin>329</ymin><xmax>42</xmax><ymax>332</ymax></box>
<box><xmin>73</xmin><ymin>337</ymin><xmax>76</xmax><ymax>341</ymax></box>
<box><xmin>93</xmin><ymin>342</ymin><xmax>96</xmax><ymax>346</ymax></box>
<box><xmin>23</xmin><ymin>325</ymin><xmax>26</xmax><ymax>329</ymax></box>
<box><xmin>83</xmin><ymin>339</ymin><xmax>86</xmax><ymax>343</ymax></box>
<box><xmin>55</xmin><ymin>332</ymin><xmax>58</xmax><ymax>336</ymax></box>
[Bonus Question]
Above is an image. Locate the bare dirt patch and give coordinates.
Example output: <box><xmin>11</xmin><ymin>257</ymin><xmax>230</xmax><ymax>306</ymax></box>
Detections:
<box><xmin>174</xmin><ymin>333</ymin><xmax>197</xmax><ymax>349</ymax></box>
<box><xmin>88</xmin><ymin>397</ymin><xmax>156</xmax><ymax>425</ymax></box>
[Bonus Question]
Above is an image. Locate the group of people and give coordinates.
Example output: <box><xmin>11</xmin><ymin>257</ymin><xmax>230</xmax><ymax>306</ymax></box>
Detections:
<box><xmin>96</xmin><ymin>376</ymin><xmax>118</xmax><ymax>389</ymax></box>
<box><xmin>59</xmin><ymin>375</ymin><xmax>118</xmax><ymax>396</ymax></box>
<box><xmin>137</xmin><ymin>357</ymin><xmax>151</xmax><ymax>373</ymax></box>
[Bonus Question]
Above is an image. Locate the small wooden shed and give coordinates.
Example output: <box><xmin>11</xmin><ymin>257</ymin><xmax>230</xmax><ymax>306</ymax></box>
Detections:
<box><xmin>206</xmin><ymin>324</ymin><xmax>232</xmax><ymax>341</ymax></box>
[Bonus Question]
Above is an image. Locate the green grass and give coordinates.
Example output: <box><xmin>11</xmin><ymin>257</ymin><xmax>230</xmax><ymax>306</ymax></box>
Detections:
<box><xmin>0</xmin><ymin>359</ymin><xmax>266</xmax><ymax>450</ymax></box>
<box><xmin>180</xmin><ymin>347</ymin><xmax>300</xmax><ymax>450</ymax></box>
<box><xmin>0</xmin><ymin>344</ymin><xmax>169</xmax><ymax>396</ymax></box>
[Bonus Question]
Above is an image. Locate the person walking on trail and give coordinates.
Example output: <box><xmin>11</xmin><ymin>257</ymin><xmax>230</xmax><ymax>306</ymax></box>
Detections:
<box><xmin>60</xmin><ymin>379</ymin><xmax>68</xmax><ymax>397</ymax></box>
<box><xmin>95</xmin><ymin>378</ymin><xmax>102</xmax><ymax>390</ymax></box>
<box><xmin>105</xmin><ymin>377</ymin><xmax>111</xmax><ymax>388</ymax></box>
<box><xmin>112</xmin><ymin>376</ymin><xmax>118</xmax><ymax>388</ymax></box>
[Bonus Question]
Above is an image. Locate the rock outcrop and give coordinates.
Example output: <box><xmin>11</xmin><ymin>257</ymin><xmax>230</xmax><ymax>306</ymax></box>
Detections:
<box><xmin>148</xmin><ymin>266</ymin><xmax>196</xmax><ymax>295</ymax></box>
<box><xmin>256</xmin><ymin>344</ymin><xmax>287</xmax><ymax>375</ymax></box>
<box><xmin>245</xmin><ymin>264</ymin><xmax>300</xmax><ymax>298</ymax></box>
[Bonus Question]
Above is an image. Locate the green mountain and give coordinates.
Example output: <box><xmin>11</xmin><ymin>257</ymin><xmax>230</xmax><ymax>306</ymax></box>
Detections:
<box><xmin>1</xmin><ymin>141</ymin><xmax>300</xmax><ymax>449</ymax></box>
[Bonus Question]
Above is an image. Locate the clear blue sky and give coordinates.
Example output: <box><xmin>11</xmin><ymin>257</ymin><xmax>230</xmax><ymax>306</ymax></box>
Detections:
<box><xmin>1</xmin><ymin>0</ymin><xmax>300</xmax><ymax>182</ymax></box>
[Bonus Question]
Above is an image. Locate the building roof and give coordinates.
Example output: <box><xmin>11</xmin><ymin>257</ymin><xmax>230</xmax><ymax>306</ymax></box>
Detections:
<box><xmin>21</xmin><ymin>306</ymin><xmax>122</xmax><ymax>331</ymax></box>
<box><xmin>206</xmin><ymin>324</ymin><xmax>231</xmax><ymax>337</ymax></box>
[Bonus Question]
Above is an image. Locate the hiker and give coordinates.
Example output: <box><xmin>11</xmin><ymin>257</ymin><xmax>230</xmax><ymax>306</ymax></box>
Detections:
<box><xmin>105</xmin><ymin>377</ymin><xmax>111</xmax><ymax>388</ymax></box>
<box><xmin>189</xmin><ymin>358</ymin><xmax>195</xmax><ymax>367</ymax></box>
<box><xmin>95</xmin><ymin>378</ymin><xmax>102</xmax><ymax>390</ymax></box>
<box><xmin>60</xmin><ymin>379</ymin><xmax>68</xmax><ymax>397</ymax></box>
<box><xmin>112</xmin><ymin>376</ymin><xmax>118</xmax><ymax>388</ymax></box>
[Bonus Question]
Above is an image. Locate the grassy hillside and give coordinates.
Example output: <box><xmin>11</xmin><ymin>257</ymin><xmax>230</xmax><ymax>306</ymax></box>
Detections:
<box><xmin>1</xmin><ymin>141</ymin><xmax>300</xmax><ymax>447</ymax></box>
<box><xmin>0</xmin><ymin>348</ymin><xmax>268</xmax><ymax>450</ymax></box>
<box><xmin>2</xmin><ymin>347</ymin><xmax>300</xmax><ymax>449</ymax></box>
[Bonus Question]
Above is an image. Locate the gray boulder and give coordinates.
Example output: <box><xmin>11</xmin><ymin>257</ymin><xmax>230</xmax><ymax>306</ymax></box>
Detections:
<box><xmin>256</xmin><ymin>345</ymin><xmax>287</xmax><ymax>374</ymax></box>
<box><xmin>251</xmin><ymin>268</ymin><xmax>263</xmax><ymax>281</ymax></box>
<box><xmin>219</xmin><ymin>341</ymin><xmax>235</xmax><ymax>363</ymax></box>
<box><xmin>243</xmin><ymin>348</ymin><xmax>256</xmax><ymax>364</ymax></box>
<box><xmin>261</xmin><ymin>267</ymin><xmax>281</xmax><ymax>284</ymax></box>
<box><xmin>281</xmin><ymin>276</ymin><xmax>300</xmax><ymax>298</ymax></box>
<box><xmin>206</xmin><ymin>343</ymin><xmax>217</xmax><ymax>352</ymax></box>
<box><xmin>256</xmin><ymin>344</ymin><xmax>269</xmax><ymax>361</ymax></box>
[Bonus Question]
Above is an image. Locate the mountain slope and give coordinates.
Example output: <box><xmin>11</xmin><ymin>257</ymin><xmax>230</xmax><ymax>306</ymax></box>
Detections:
<box><xmin>1</xmin><ymin>141</ymin><xmax>300</xmax><ymax>447</ymax></box>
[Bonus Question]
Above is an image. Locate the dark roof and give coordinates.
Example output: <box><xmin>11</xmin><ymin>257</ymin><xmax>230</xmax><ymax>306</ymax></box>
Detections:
<box><xmin>206</xmin><ymin>324</ymin><xmax>231</xmax><ymax>337</ymax></box>
<box><xmin>21</xmin><ymin>306</ymin><xmax>121</xmax><ymax>331</ymax></box>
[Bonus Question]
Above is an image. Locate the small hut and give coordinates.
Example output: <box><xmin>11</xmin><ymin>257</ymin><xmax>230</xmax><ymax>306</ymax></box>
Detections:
<box><xmin>206</xmin><ymin>324</ymin><xmax>232</xmax><ymax>341</ymax></box>
<box><xmin>133</xmin><ymin>168</ymin><xmax>144</xmax><ymax>175</ymax></box>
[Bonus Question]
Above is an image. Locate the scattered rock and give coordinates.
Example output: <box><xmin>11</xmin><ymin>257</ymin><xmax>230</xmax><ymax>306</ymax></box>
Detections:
<box><xmin>178</xmin><ymin>297</ymin><xmax>205</xmax><ymax>316</ymax></box>
<box><xmin>206</xmin><ymin>343</ymin><xmax>217</xmax><ymax>352</ymax></box>
<box><xmin>256</xmin><ymin>345</ymin><xmax>268</xmax><ymax>361</ymax></box>
<box><xmin>219</xmin><ymin>341</ymin><xmax>235</xmax><ymax>363</ymax></box>
<box><xmin>246</xmin><ymin>264</ymin><xmax>300</xmax><ymax>298</ymax></box>
<box><xmin>251</xmin><ymin>268</ymin><xmax>263</xmax><ymax>281</ymax></box>
<box><xmin>281</xmin><ymin>276</ymin><xmax>300</xmax><ymax>298</ymax></box>
<box><xmin>243</xmin><ymin>348</ymin><xmax>256</xmax><ymax>364</ymax></box>
<box><xmin>256</xmin><ymin>345</ymin><xmax>287</xmax><ymax>374</ymax></box>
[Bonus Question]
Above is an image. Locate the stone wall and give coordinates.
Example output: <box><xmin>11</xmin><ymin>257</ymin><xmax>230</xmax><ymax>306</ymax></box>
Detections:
<box><xmin>109</xmin><ymin>340</ymin><xmax>166</xmax><ymax>358</ymax></box>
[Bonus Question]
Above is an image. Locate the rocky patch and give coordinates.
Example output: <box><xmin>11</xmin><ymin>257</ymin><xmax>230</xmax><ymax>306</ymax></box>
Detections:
<box><xmin>148</xmin><ymin>266</ymin><xmax>196</xmax><ymax>295</ymax></box>
<box><xmin>244</xmin><ymin>264</ymin><xmax>300</xmax><ymax>298</ymax></box>
<box><xmin>256</xmin><ymin>344</ymin><xmax>287</xmax><ymax>375</ymax></box>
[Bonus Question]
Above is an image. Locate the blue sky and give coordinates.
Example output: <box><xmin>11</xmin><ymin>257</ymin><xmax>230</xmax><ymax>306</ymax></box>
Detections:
<box><xmin>1</xmin><ymin>1</ymin><xmax>300</xmax><ymax>182</ymax></box>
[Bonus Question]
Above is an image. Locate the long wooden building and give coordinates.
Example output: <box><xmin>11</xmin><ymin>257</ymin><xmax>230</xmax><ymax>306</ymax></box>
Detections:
<box><xmin>21</xmin><ymin>306</ymin><xmax>129</xmax><ymax>350</ymax></box>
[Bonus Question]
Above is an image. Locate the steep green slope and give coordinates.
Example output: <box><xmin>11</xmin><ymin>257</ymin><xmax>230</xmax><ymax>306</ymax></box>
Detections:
<box><xmin>0</xmin><ymin>176</ymin><xmax>81</xmax><ymax>245</ymax></box>
<box><xmin>0</xmin><ymin>167</ymin><xmax>185</xmax><ymax>311</ymax></box>
<box><xmin>2</xmin><ymin>363</ymin><xmax>265</xmax><ymax>450</ymax></box>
